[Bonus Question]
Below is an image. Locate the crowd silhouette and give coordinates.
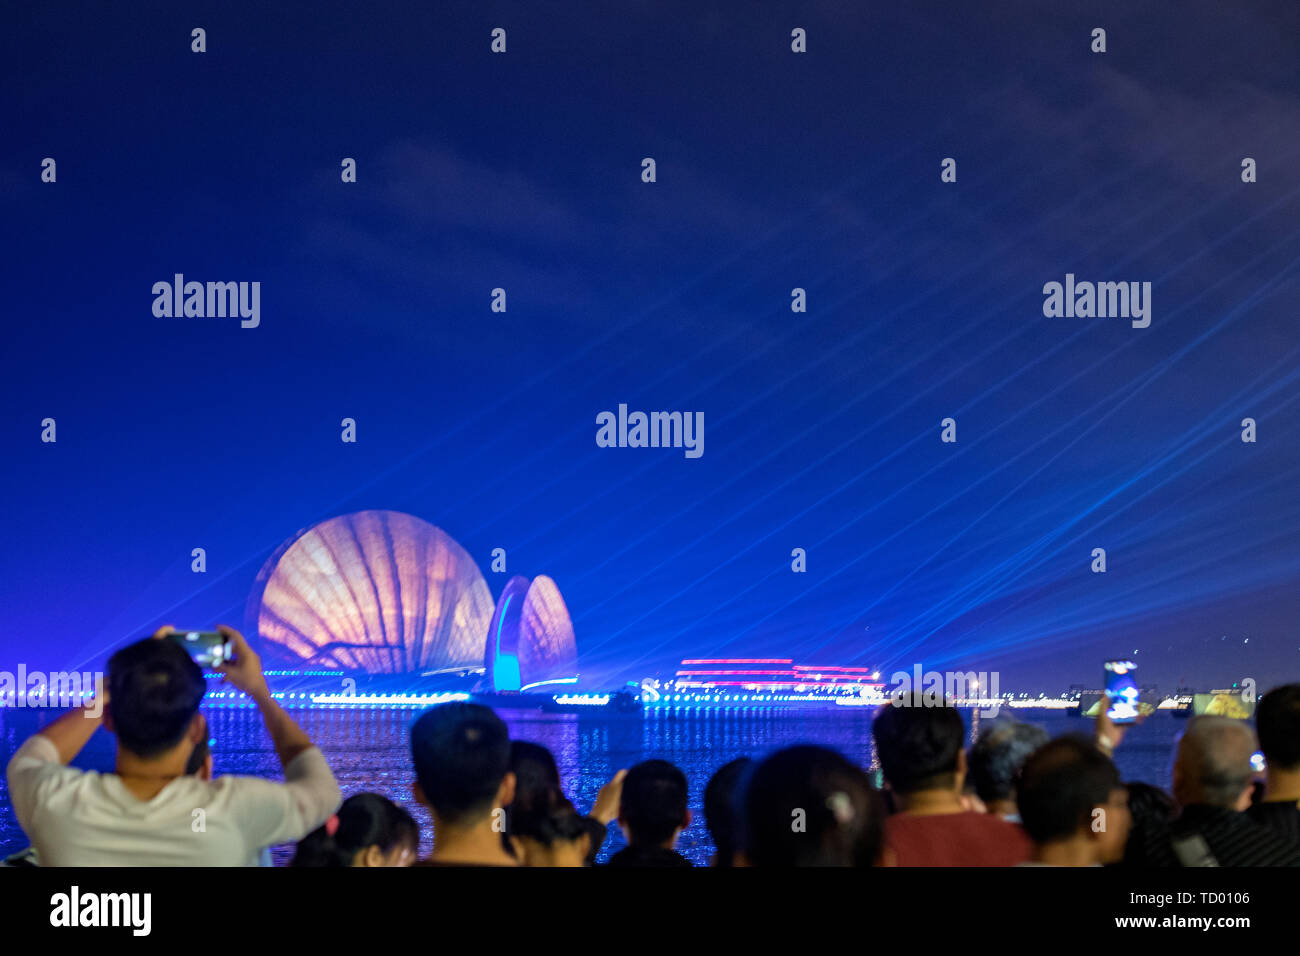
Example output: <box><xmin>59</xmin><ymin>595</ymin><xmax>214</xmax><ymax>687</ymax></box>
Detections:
<box><xmin>6</xmin><ymin>627</ymin><xmax>1300</xmax><ymax>867</ymax></box>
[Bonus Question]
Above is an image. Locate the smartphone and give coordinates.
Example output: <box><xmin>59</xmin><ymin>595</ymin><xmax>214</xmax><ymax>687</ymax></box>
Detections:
<box><xmin>1103</xmin><ymin>659</ymin><xmax>1139</xmax><ymax>724</ymax></box>
<box><xmin>169</xmin><ymin>630</ymin><xmax>232</xmax><ymax>668</ymax></box>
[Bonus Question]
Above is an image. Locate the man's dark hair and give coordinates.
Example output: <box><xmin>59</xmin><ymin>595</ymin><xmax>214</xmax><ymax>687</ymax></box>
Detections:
<box><xmin>969</xmin><ymin>720</ymin><xmax>1049</xmax><ymax>804</ymax></box>
<box><xmin>410</xmin><ymin>702</ymin><xmax>510</xmax><ymax>824</ymax></box>
<box><xmin>872</xmin><ymin>698</ymin><xmax>965</xmax><ymax>794</ymax></box>
<box><xmin>1016</xmin><ymin>735</ymin><xmax>1120</xmax><ymax>844</ymax></box>
<box><xmin>619</xmin><ymin>759</ymin><xmax>689</xmax><ymax>846</ymax></box>
<box><xmin>106</xmin><ymin>637</ymin><xmax>205</xmax><ymax>758</ymax></box>
<box><xmin>739</xmin><ymin>745</ymin><xmax>884</xmax><ymax>867</ymax></box>
<box><xmin>703</xmin><ymin>757</ymin><xmax>752</xmax><ymax>867</ymax></box>
<box><xmin>1257</xmin><ymin>684</ymin><xmax>1300</xmax><ymax>771</ymax></box>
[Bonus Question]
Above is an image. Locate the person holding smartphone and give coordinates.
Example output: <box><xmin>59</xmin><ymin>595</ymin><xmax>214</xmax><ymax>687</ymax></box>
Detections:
<box><xmin>4</xmin><ymin>625</ymin><xmax>341</xmax><ymax>865</ymax></box>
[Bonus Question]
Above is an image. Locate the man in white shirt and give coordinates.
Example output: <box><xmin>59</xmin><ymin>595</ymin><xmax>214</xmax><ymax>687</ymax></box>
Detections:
<box><xmin>6</xmin><ymin>625</ymin><xmax>340</xmax><ymax>866</ymax></box>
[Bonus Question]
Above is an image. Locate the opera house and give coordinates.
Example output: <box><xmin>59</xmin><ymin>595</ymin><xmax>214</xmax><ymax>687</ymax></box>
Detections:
<box><xmin>245</xmin><ymin>510</ymin><xmax>579</xmax><ymax>696</ymax></box>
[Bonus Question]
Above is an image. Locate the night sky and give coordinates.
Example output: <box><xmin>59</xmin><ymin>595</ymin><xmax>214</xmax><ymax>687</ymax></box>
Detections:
<box><xmin>2</xmin><ymin>1</ymin><xmax>1298</xmax><ymax>695</ymax></box>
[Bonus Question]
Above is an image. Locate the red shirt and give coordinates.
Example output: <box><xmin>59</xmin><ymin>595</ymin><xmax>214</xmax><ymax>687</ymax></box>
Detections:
<box><xmin>885</xmin><ymin>811</ymin><xmax>1031</xmax><ymax>866</ymax></box>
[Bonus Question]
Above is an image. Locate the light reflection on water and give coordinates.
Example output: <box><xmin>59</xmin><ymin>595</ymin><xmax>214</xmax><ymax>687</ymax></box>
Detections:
<box><xmin>0</xmin><ymin>707</ymin><xmax>1179</xmax><ymax>865</ymax></box>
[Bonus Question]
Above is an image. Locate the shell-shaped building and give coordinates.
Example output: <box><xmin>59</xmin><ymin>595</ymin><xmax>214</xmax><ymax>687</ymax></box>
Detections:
<box><xmin>247</xmin><ymin>510</ymin><xmax>494</xmax><ymax>674</ymax></box>
<box><xmin>485</xmin><ymin>574</ymin><xmax>579</xmax><ymax>690</ymax></box>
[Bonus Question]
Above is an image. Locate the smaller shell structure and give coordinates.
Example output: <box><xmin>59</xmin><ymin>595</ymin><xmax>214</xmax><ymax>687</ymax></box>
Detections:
<box><xmin>485</xmin><ymin>574</ymin><xmax>578</xmax><ymax>690</ymax></box>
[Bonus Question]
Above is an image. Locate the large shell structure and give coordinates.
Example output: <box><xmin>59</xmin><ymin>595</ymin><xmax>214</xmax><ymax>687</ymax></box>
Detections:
<box><xmin>248</xmin><ymin>510</ymin><xmax>493</xmax><ymax>673</ymax></box>
<box><xmin>484</xmin><ymin>574</ymin><xmax>579</xmax><ymax>691</ymax></box>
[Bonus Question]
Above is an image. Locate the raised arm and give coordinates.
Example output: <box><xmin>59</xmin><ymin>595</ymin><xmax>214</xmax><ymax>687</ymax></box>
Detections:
<box><xmin>1095</xmin><ymin>693</ymin><xmax>1147</xmax><ymax>756</ymax></box>
<box><xmin>33</xmin><ymin>693</ymin><xmax>105</xmax><ymax>764</ymax></box>
<box><xmin>214</xmin><ymin>625</ymin><xmax>316</xmax><ymax>768</ymax></box>
<box><xmin>214</xmin><ymin>625</ymin><xmax>340</xmax><ymax>841</ymax></box>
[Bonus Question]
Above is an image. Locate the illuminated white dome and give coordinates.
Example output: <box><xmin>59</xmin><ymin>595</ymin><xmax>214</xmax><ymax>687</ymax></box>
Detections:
<box><xmin>248</xmin><ymin>510</ymin><xmax>492</xmax><ymax>674</ymax></box>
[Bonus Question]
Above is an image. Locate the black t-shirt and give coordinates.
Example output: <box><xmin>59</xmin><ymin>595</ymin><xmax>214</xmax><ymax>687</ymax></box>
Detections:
<box><xmin>1247</xmin><ymin>800</ymin><xmax>1300</xmax><ymax>845</ymax></box>
<box><xmin>603</xmin><ymin>845</ymin><xmax>694</xmax><ymax>868</ymax></box>
<box><xmin>412</xmin><ymin>859</ymin><xmax>516</xmax><ymax>866</ymax></box>
<box><xmin>1127</xmin><ymin>804</ymin><xmax>1300</xmax><ymax>867</ymax></box>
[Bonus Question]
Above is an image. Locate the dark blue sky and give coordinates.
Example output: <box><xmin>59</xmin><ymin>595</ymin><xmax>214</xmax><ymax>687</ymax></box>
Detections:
<box><xmin>3</xmin><ymin>1</ymin><xmax>1299</xmax><ymax>693</ymax></box>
